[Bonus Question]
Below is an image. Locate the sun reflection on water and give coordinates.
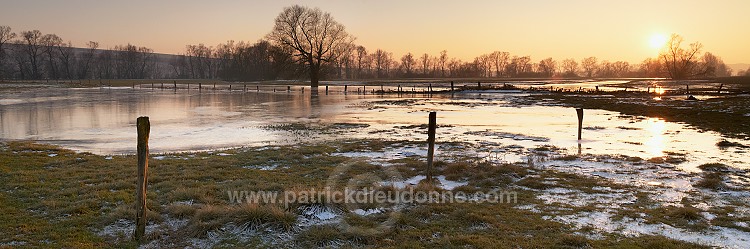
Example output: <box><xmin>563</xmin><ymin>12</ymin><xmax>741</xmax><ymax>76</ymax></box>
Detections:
<box><xmin>644</xmin><ymin>118</ymin><xmax>666</xmax><ymax>158</ymax></box>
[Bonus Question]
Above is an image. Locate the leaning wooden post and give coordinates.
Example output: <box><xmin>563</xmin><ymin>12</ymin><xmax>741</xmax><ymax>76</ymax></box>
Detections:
<box><xmin>576</xmin><ymin>108</ymin><xmax>584</xmax><ymax>140</ymax></box>
<box><xmin>718</xmin><ymin>84</ymin><xmax>723</xmax><ymax>94</ymax></box>
<box><xmin>427</xmin><ymin>112</ymin><xmax>437</xmax><ymax>184</ymax></box>
<box><xmin>134</xmin><ymin>116</ymin><xmax>150</xmax><ymax>242</ymax></box>
<box><xmin>344</xmin><ymin>85</ymin><xmax>348</xmax><ymax>93</ymax></box>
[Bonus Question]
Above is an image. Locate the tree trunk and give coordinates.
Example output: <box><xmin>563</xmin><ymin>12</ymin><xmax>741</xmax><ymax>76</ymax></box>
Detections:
<box><xmin>310</xmin><ymin>64</ymin><xmax>320</xmax><ymax>88</ymax></box>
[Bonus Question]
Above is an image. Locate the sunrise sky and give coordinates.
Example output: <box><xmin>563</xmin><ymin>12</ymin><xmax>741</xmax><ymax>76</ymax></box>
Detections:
<box><xmin>1</xmin><ymin>0</ymin><xmax>748</xmax><ymax>64</ymax></box>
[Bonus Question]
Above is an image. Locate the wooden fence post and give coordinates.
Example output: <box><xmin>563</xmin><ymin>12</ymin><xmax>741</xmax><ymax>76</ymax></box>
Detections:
<box><xmin>134</xmin><ymin>117</ymin><xmax>150</xmax><ymax>242</ymax></box>
<box><xmin>576</xmin><ymin>108</ymin><xmax>584</xmax><ymax>140</ymax></box>
<box><xmin>427</xmin><ymin>112</ymin><xmax>437</xmax><ymax>184</ymax></box>
<box><xmin>450</xmin><ymin>81</ymin><xmax>454</xmax><ymax>91</ymax></box>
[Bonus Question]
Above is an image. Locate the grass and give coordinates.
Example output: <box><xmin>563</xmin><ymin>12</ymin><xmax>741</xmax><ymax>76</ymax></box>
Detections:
<box><xmin>0</xmin><ymin>139</ymin><xmax>719</xmax><ymax>248</ymax></box>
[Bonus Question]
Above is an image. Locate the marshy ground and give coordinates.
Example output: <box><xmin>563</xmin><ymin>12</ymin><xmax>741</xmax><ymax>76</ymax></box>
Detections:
<box><xmin>1</xmin><ymin>78</ymin><xmax>749</xmax><ymax>248</ymax></box>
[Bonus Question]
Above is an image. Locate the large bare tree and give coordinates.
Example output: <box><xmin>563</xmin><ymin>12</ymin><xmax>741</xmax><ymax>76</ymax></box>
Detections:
<box><xmin>659</xmin><ymin>34</ymin><xmax>703</xmax><ymax>80</ymax></box>
<box><xmin>580</xmin><ymin>56</ymin><xmax>598</xmax><ymax>78</ymax></box>
<box><xmin>267</xmin><ymin>5</ymin><xmax>353</xmax><ymax>88</ymax></box>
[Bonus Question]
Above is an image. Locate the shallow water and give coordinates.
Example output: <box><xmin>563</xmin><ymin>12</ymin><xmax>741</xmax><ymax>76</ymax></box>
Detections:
<box><xmin>0</xmin><ymin>87</ymin><xmax>747</xmax><ymax>170</ymax></box>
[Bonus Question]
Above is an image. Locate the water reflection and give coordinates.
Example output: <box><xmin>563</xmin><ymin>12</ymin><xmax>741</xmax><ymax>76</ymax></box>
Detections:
<box><xmin>0</xmin><ymin>88</ymin><xmax>747</xmax><ymax>171</ymax></box>
<box><xmin>644</xmin><ymin>118</ymin><xmax>666</xmax><ymax>157</ymax></box>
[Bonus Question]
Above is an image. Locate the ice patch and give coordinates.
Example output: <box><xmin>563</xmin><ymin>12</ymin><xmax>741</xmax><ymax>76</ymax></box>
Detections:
<box><xmin>549</xmin><ymin>211</ymin><xmax>750</xmax><ymax>248</ymax></box>
<box><xmin>217</xmin><ymin>153</ymin><xmax>233</xmax><ymax>156</ymax></box>
<box><xmin>353</xmin><ymin>208</ymin><xmax>384</xmax><ymax>216</ymax></box>
<box><xmin>242</xmin><ymin>164</ymin><xmax>280</xmax><ymax>170</ymax></box>
<box><xmin>48</xmin><ymin>153</ymin><xmax>57</xmax><ymax>157</ymax></box>
<box><xmin>436</xmin><ymin>176</ymin><xmax>468</xmax><ymax>190</ymax></box>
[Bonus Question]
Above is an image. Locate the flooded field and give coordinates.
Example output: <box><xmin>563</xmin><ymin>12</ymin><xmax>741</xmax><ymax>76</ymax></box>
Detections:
<box><xmin>0</xmin><ymin>86</ymin><xmax>747</xmax><ymax>170</ymax></box>
<box><xmin>2</xmin><ymin>84</ymin><xmax>750</xmax><ymax>247</ymax></box>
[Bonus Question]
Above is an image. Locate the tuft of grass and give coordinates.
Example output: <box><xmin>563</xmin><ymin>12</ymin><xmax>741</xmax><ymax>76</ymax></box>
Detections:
<box><xmin>555</xmin><ymin>234</ymin><xmax>590</xmax><ymax>248</ymax></box>
<box><xmin>516</xmin><ymin>176</ymin><xmax>550</xmax><ymax>190</ymax></box>
<box><xmin>667</xmin><ymin>206</ymin><xmax>703</xmax><ymax>221</ymax></box>
<box><xmin>694</xmin><ymin>173</ymin><xmax>727</xmax><ymax>190</ymax></box>
<box><xmin>555</xmin><ymin>155</ymin><xmax>579</xmax><ymax>161</ymax></box>
<box><xmin>697</xmin><ymin>163</ymin><xmax>729</xmax><ymax>172</ymax></box>
<box><xmin>717</xmin><ymin>140</ymin><xmax>746</xmax><ymax>148</ymax></box>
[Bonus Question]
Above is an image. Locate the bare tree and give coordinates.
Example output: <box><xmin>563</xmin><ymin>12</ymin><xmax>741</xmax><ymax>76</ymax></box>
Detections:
<box><xmin>438</xmin><ymin>50</ymin><xmax>448</xmax><ymax>77</ymax></box>
<box><xmin>659</xmin><ymin>34</ymin><xmax>703</xmax><ymax>79</ymax></box>
<box><xmin>538</xmin><ymin>57</ymin><xmax>556</xmax><ymax>77</ymax></box>
<box><xmin>490</xmin><ymin>51</ymin><xmax>509</xmax><ymax>77</ymax></box>
<box><xmin>20</xmin><ymin>30</ymin><xmax>43</xmax><ymax>79</ymax></box>
<box><xmin>639</xmin><ymin>57</ymin><xmax>663</xmax><ymax>78</ymax></box>
<box><xmin>267</xmin><ymin>5</ymin><xmax>353</xmax><ymax>88</ymax></box>
<box><xmin>700</xmin><ymin>52</ymin><xmax>731</xmax><ymax>77</ymax></box>
<box><xmin>41</xmin><ymin>33</ymin><xmax>63</xmax><ymax>80</ymax></box>
<box><xmin>57</xmin><ymin>41</ymin><xmax>75</xmax><ymax>79</ymax></box>
<box><xmin>561</xmin><ymin>58</ymin><xmax>578</xmax><ymax>77</ymax></box>
<box><xmin>77</xmin><ymin>41</ymin><xmax>98</xmax><ymax>79</ymax></box>
<box><xmin>400</xmin><ymin>52</ymin><xmax>415</xmax><ymax>76</ymax></box>
<box><xmin>419</xmin><ymin>53</ymin><xmax>430</xmax><ymax>76</ymax></box>
<box><xmin>0</xmin><ymin>26</ymin><xmax>17</xmax><ymax>80</ymax></box>
<box><xmin>354</xmin><ymin>45</ymin><xmax>367</xmax><ymax>79</ymax></box>
<box><xmin>581</xmin><ymin>56</ymin><xmax>598</xmax><ymax>78</ymax></box>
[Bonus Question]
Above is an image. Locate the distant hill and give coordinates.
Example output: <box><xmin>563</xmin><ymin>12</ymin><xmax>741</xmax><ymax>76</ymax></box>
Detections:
<box><xmin>728</xmin><ymin>63</ymin><xmax>750</xmax><ymax>75</ymax></box>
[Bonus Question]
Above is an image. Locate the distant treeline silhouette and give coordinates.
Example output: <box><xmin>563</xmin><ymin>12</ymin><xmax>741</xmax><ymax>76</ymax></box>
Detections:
<box><xmin>0</xmin><ymin>22</ymin><xmax>743</xmax><ymax>82</ymax></box>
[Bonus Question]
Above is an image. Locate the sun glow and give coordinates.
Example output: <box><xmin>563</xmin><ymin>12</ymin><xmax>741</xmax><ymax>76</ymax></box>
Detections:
<box><xmin>649</xmin><ymin>34</ymin><xmax>668</xmax><ymax>49</ymax></box>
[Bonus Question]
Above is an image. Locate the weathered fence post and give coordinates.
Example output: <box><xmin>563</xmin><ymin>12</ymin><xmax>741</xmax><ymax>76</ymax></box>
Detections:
<box><xmin>199</xmin><ymin>83</ymin><xmax>202</xmax><ymax>92</ymax></box>
<box><xmin>427</xmin><ymin>112</ymin><xmax>437</xmax><ymax>184</ymax></box>
<box><xmin>161</xmin><ymin>83</ymin><xmax>164</xmax><ymax>89</ymax></box>
<box><xmin>718</xmin><ymin>84</ymin><xmax>723</xmax><ymax>94</ymax></box>
<box><xmin>450</xmin><ymin>81</ymin><xmax>454</xmax><ymax>91</ymax></box>
<box><xmin>325</xmin><ymin>85</ymin><xmax>328</xmax><ymax>95</ymax></box>
<box><xmin>344</xmin><ymin>85</ymin><xmax>348</xmax><ymax>93</ymax></box>
<box><xmin>287</xmin><ymin>86</ymin><xmax>291</xmax><ymax>92</ymax></box>
<box><xmin>363</xmin><ymin>85</ymin><xmax>366</xmax><ymax>94</ymax></box>
<box><xmin>134</xmin><ymin>116</ymin><xmax>150</xmax><ymax>242</ymax></box>
<box><xmin>229</xmin><ymin>85</ymin><xmax>232</xmax><ymax>91</ymax></box>
<box><xmin>244</xmin><ymin>84</ymin><xmax>247</xmax><ymax>92</ymax></box>
<box><xmin>576</xmin><ymin>108</ymin><xmax>584</xmax><ymax>140</ymax></box>
<box><xmin>477</xmin><ymin>82</ymin><xmax>481</xmax><ymax>89</ymax></box>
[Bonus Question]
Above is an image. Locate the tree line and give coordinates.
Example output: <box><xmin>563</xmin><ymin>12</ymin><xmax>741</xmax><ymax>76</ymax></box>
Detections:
<box><xmin>0</xmin><ymin>13</ymin><xmax>742</xmax><ymax>83</ymax></box>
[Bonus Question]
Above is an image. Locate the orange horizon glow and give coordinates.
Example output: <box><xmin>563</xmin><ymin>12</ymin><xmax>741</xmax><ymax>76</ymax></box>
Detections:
<box><xmin>0</xmin><ymin>0</ymin><xmax>748</xmax><ymax>65</ymax></box>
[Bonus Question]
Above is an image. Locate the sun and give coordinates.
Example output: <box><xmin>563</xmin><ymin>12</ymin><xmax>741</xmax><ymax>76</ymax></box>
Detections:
<box><xmin>649</xmin><ymin>34</ymin><xmax>668</xmax><ymax>49</ymax></box>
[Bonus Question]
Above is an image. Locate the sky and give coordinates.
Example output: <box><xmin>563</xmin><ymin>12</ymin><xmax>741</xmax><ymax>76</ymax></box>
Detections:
<box><xmin>1</xmin><ymin>0</ymin><xmax>748</xmax><ymax>64</ymax></box>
